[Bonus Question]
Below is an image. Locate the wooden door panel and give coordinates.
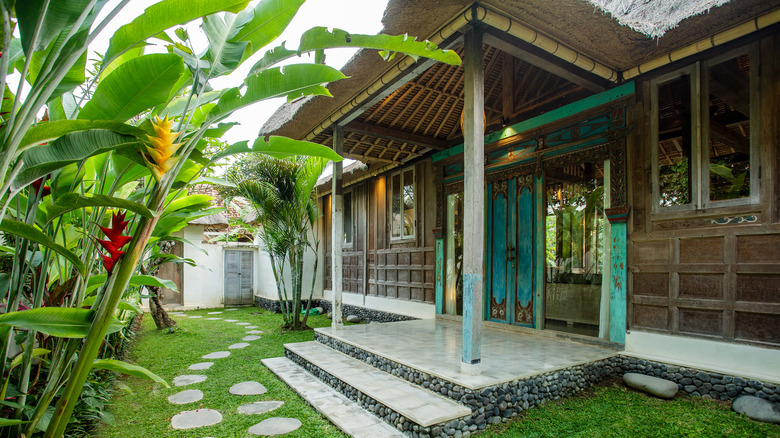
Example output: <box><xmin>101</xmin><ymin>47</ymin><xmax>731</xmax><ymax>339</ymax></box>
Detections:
<box><xmin>514</xmin><ymin>184</ymin><xmax>535</xmax><ymax>326</ymax></box>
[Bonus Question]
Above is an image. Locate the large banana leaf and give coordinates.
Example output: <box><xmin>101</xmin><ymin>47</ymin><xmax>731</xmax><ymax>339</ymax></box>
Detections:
<box><xmin>0</xmin><ymin>219</ymin><xmax>86</xmax><ymax>276</ymax></box>
<box><xmin>81</xmin><ymin>296</ymin><xmax>142</xmax><ymax>313</ymax></box>
<box><xmin>211</xmin><ymin>136</ymin><xmax>342</xmax><ymax>163</ymax></box>
<box><xmin>208</xmin><ymin>63</ymin><xmax>346</xmax><ymax>121</ymax></box>
<box><xmin>0</xmin><ymin>308</ymin><xmax>124</xmax><ymax>338</ymax></box>
<box><xmin>43</xmin><ymin>193</ymin><xmax>156</xmax><ymax>225</ymax></box>
<box><xmin>91</xmin><ymin>359</ymin><xmax>169</xmax><ymax>388</ymax></box>
<box><xmin>20</xmin><ymin>120</ymin><xmax>145</xmax><ymax>152</ymax></box>
<box><xmin>16</xmin><ymin>0</ymin><xmax>93</xmax><ymax>55</ymax></box>
<box><xmin>12</xmin><ymin>130</ymin><xmax>142</xmax><ymax>192</ymax></box>
<box><xmin>102</xmin><ymin>0</ymin><xmax>250</xmax><ymax>66</ymax></box>
<box><xmin>79</xmin><ymin>54</ymin><xmax>185</xmax><ymax>122</ymax></box>
<box><xmin>162</xmin><ymin>194</ymin><xmax>214</xmax><ymax>218</ymax></box>
<box><xmin>231</xmin><ymin>0</ymin><xmax>304</xmax><ymax>61</ymax></box>
<box><xmin>153</xmin><ymin>207</ymin><xmax>225</xmax><ymax>238</ymax></box>
<box><xmin>86</xmin><ymin>274</ymin><xmax>178</xmax><ymax>294</ymax></box>
<box><xmin>251</xmin><ymin>27</ymin><xmax>462</xmax><ymax>74</ymax></box>
<box><xmin>202</xmin><ymin>14</ymin><xmax>249</xmax><ymax>77</ymax></box>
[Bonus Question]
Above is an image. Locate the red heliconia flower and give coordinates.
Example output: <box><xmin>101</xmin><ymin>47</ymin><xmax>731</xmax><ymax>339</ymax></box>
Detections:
<box><xmin>31</xmin><ymin>177</ymin><xmax>51</xmax><ymax>198</ymax></box>
<box><xmin>98</xmin><ymin>211</ymin><xmax>131</xmax><ymax>274</ymax></box>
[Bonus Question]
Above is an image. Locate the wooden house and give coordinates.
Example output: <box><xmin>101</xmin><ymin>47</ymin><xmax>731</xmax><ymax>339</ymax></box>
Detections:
<box><xmin>262</xmin><ymin>0</ymin><xmax>780</xmax><ymax>383</ymax></box>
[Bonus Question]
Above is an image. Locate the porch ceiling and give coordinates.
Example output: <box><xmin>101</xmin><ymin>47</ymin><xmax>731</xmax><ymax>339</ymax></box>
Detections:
<box><xmin>261</xmin><ymin>0</ymin><xmax>778</xmax><ymax>169</ymax></box>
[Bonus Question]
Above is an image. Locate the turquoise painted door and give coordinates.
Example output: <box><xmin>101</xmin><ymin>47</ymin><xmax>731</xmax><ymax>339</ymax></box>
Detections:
<box><xmin>486</xmin><ymin>175</ymin><xmax>535</xmax><ymax>326</ymax></box>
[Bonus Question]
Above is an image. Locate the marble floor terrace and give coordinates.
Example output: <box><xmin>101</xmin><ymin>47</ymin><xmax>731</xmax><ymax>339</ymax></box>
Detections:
<box><xmin>315</xmin><ymin>318</ymin><xmax>620</xmax><ymax>390</ymax></box>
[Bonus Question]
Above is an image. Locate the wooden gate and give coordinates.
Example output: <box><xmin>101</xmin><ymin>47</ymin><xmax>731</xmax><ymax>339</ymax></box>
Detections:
<box><xmin>486</xmin><ymin>174</ymin><xmax>535</xmax><ymax>326</ymax></box>
<box><xmin>224</xmin><ymin>250</ymin><xmax>254</xmax><ymax>306</ymax></box>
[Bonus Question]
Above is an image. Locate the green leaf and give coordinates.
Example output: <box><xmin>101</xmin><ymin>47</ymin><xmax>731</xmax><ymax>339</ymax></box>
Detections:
<box><xmin>0</xmin><ymin>220</ymin><xmax>86</xmax><ymax>276</ymax></box>
<box><xmin>153</xmin><ymin>207</ymin><xmax>224</xmax><ymax>238</ymax></box>
<box><xmin>0</xmin><ymin>308</ymin><xmax>124</xmax><ymax>338</ymax></box>
<box><xmin>0</xmin><ymin>418</ymin><xmax>28</xmax><ymax>427</ymax></box>
<box><xmin>209</xmin><ymin>63</ymin><xmax>346</xmax><ymax>121</ymax></box>
<box><xmin>103</xmin><ymin>0</ymin><xmax>250</xmax><ymax>66</ymax></box>
<box><xmin>16</xmin><ymin>0</ymin><xmax>92</xmax><ymax>55</ymax></box>
<box><xmin>10</xmin><ymin>348</ymin><xmax>50</xmax><ymax>370</ymax></box>
<box><xmin>193</xmin><ymin>176</ymin><xmax>237</xmax><ymax>187</ymax></box>
<box><xmin>13</xmin><ymin>130</ymin><xmax>141</xmax><ymax>192</ymax></box>
<box><xmin>231</xmin><ymin>0</ymin><xmax>304</xmax><ymax>61</ymax></box>
<box><xmin>82</xmin><ymin>296</ymin><xmax>142</xmax><ymax>313</ymax></box>
<box><xmin>202</xmin><ymin>13</ymin><xmax>249</xmax><ymax>77</ymax></box>
<box><xmin>92</xmin><ymin>359</ymin><xmax>170</xmax><ymax>388</ymax></box>
<box><xmin>79</xmin><ymin>54</ymin><xmax>185</xmax><ymax>122</ymax></box>
<box><xmin>20</xmin><ymin>120</ymin><xmax>145</xmax><ymax>152</ymax></box>
<box><xmin>251</xmin><ymin>27</ymin><xmax>461</xmax><ymax>74</ymax></box>
<box><xmin>212</xmin><ymin>136</ymin><xmax>342</xmax><ymax>163</ymax></box>
<box><xmin>163</xmin><ymin>194</ymin><xmax>214</xmax><ymax>217</ymax></box>
<box><xmin>43</xmin><ymin>193</ymin><xmax>155</xmax><ymax>224</ymax></box>
<box><xmin>86</xmin><ymin>274</ymin><xmax>178</xmax><ymax>293</ymax></box>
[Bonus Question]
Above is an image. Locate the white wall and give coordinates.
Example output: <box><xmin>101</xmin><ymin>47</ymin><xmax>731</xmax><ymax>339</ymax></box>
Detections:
<box><xmin>254</xmin><ymin>226</ymin><xmax>323</xmax><ymax>303</ymax></box>
<box><xmin>322</xmin><ymin>289</ymin><xmax>436</xmax><ymax>319</ymax></box>
<box><xmin>625</xmin><ymin>330</ymin><xmax>780</xmax><ymax>383</ymax></box>
<box><xmin>181</xmin><ymin>226</ymin><xmax>224</xmax><ymax>308</ymax></box>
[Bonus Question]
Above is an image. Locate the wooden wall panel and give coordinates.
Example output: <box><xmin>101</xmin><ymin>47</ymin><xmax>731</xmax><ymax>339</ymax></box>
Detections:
<box><xmin>735</xmin><ymin>312</ymin><xmax>780</xmax><ymax>344</ymax></box>
<box><xmin>737</xmin><ymin>234</ymin><xmax>780</xmax><ymax>263</ymax></box>
<box><xmin>633</xmin><ymin>273</ymin><xmax>668</xmax><ymax>297</ymax></box>
<box><xmin>678</xmin><ymin>308</ymin><xmax>722</xmax><ymax>336</ymax></box>
<box><xmin>632</xmin><ymin>304</ymin><xmax>668</xmax><ymax>330</ymax></box>
<box><xmin>736</xmin><ymin>274</ymin><xmax>780</xmax><ymax>303</ymax></box>
<box><xmin>633</xmin><ymin>240</ymin><xmax>670</xmax><ymax>264</ymax></box>
<box><xmin>679</xmin><ymin>237</ymin><xmax>724</xmax><ymax>264</ymax></box>
<box><xmin>678</xmin><ymin>273</ymin><xmax>724</xmax><ymax>300</ymax></box>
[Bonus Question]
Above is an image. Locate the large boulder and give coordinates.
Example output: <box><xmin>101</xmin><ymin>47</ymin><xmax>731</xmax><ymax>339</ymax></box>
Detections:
<box><xmin>733</xmin><ymin>395</ymin><xmax>780</xmax><ymax>424</ymax></box>
<box><xmin>346</xmin><ymin>314</ymin><xmax>361</xmax><ymax>323</ymax></box>
<box><xmin>623</xmin><ymin>373</ymin><xmax>678</xmax><ymax>399</ymax></box>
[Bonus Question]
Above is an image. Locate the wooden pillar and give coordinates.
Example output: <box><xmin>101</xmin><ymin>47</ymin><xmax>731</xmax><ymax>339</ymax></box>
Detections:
<box><xmin>606</xmin><ymin>206</ymin><xmax>629</xmax><ymax>343</ymax></box>
<box><xmin>461</xmin><ymin>27</ymin><xmax>484</xmax><ymax>375</ymax></box>
<box><xmin>331</xmin><ymin>126</ymin><xmax>344</xmax><ymax>330</ymax></box>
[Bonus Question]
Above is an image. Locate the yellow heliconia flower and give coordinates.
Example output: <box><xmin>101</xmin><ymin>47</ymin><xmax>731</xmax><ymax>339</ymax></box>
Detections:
<box><xmin>144</xmin><ymin>115</ymin><xmax>182</xmax><ymax>181</ymax></box>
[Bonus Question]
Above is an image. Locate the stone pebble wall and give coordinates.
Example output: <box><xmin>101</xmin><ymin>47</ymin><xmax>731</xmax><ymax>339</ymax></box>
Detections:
<box><xmin>253</xmin><ymin>296</ymin><xmax>416</xmax><ymax>323</ymax></box>
<box><xmin>309</xmin><ymin>333</ymin><xmax>779</xmax><ymax>438</ymax></box>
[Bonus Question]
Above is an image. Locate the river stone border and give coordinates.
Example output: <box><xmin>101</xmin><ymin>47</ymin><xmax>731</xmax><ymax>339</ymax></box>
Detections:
<box><xmin>253</xmin><ymin>297</ymin><xmax>416</xmax><ymax>323</ymax></box>
<box><xmin>306</xmin><ymin>331</ymin><xmax>779</xmax><ymax>437</ymax></box>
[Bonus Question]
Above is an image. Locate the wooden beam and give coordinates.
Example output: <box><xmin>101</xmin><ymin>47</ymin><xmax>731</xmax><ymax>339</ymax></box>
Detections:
<box><xmin>483</xmin><ymin>29</ymin><xmax>610</xmax><ymax>93</ymax></box>
<box><xmin>344</xmin><ymin>120</ymin><xmax>448</xmax><ymax>151</ymax></box>
<box><xmin>331</xmin><ymin>126</ymin><xmax>344</xmax><ymax>330</ymax></box>
<box><xmin>502</xmin><ymin>52</ymin><xmax>514</xmax><ymax>121</ymax></box>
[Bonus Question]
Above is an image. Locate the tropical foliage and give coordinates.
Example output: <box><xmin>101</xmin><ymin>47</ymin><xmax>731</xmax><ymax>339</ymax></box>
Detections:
<box><xmin>0</xmin><ymin>0</ymin><xmax>460</xmax><ymax>435</ymax></box>
<box><xmin>221</xmin><ymin>154</ymin><xmax>325</xmax><ymax>330</ymax></box>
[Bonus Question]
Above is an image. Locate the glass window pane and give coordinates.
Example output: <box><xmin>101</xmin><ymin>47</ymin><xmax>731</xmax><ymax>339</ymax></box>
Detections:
<box><xmin>445</xmin><ymin>192</ymin><xmax>464</xmax><ymax>316</ymax></box>
<box><xmin>403</xmin><ymin>170</ymin><xmax>415</xmax><ymax>237</ymax></box>
<box><xmin>391</xmin><ymin>173</ymin><xmax>401</xmax><ymax>238</ymax></box>
<box><xmin>708</xmin><ymin>54</ymin><xmax>751</xmax><ymax>201</ymax></box>
<box><xmin>657</xmin><ymin>74</ymin><xmax>692</xmax><ymax>207</ymax></box>
<box><xmin>343</xmin><ymin>192</ymin><xmax>352</xmax><ymax>244</ymax></box>
<box><xmin>544</xmin><ymin>162</ymin><xmax>604</xmax><ymax>337</ymax></box>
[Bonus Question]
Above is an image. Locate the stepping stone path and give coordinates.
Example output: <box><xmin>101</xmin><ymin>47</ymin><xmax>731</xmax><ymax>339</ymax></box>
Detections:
<box><xmin>188</xmin><ymin>362</ymin><xmax>214</xmax><ymax>371</ymax></box>
<box><xmin>230</xmin><ymin>381</ymin><xmax>267</xmax><ymax>395</ymax></box>
<box><xmin>173</xmin><ymin>375</ymin><xmax>207</xmax><ymax>386</ymax></box>
<box><xmin>202</xmin><ymin>351</ymin><xmax>230</xmax><ymax>359</ymax></box>
<box><xmin>166</xmin><ymin>310</ymin><xmax>301</xmax><ymax>436</ymax></box>
<box><xmin>171</xmin><ymin>409</ymin><xmax>222</xmax><ymax>430</ymax></box>
<box><xmin>238</xmin><ymin>401</ymin><xmax>284</xmax><ymax>415</ymax></box>
<box><xmin>168</xmin><ymin>389</ymin><xmax>203</xmax><ymax>405</ymax></box>
<box><xmin>248</xmin><ymin>417</ymin><xmax>301</xmax><ymax>436</ymax></box>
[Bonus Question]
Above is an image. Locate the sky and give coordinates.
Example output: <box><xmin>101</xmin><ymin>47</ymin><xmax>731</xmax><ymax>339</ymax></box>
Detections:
<box><xmin>92</xmin><ymin>0</ymin><xmax>390</xmax><ymax>144</ymax></box>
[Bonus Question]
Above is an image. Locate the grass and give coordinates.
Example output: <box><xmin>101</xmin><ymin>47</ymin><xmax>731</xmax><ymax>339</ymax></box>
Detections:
<box><xmin>96</xmin><ymin>307</ymin><xmax>347</xmax><ymax>438</ymax></box>
<box><xmin>98</xmin><ymin>308</ymin><xmax>779</xmax><ymax>438</ymax></box>
<box><xmin>481</xmin><ymin>379</ymin><xmax>780</xmax><ymax>438</ymax></box>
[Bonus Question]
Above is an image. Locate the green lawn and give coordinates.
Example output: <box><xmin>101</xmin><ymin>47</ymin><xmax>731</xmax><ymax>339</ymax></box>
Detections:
<box><xmin>96</xmin><ymin>308</ymin><xmax>347</xmax><ymax>438</ymax></box>
<box><xmin>98</xmin><ymin>309</ymin><xmax>779</xmax><ymax>438</ymax></box>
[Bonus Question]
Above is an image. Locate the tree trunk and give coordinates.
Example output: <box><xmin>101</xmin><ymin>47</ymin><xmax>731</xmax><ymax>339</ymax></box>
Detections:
<box><xmin>148</xmin><ymin>286</ymin><xmax>177</xmax><ymax>330</ymax></box>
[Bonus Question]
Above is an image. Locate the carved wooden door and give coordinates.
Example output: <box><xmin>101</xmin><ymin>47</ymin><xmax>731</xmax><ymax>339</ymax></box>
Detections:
<box><xmin>486</xmin><ymin>174</ymin><xmax>535</xmax><ymax>326</ymax></box>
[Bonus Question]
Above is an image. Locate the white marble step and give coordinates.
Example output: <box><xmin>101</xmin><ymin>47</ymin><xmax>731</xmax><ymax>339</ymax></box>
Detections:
<box><xmin>262</xmin><ymin>357</ymin><xmax>405</xmax><ymax>438</ymax></box>
<box><xmin>285</xmin><ymin>341</ymin><xmax>472</xmax><ymax>427</ymax></box>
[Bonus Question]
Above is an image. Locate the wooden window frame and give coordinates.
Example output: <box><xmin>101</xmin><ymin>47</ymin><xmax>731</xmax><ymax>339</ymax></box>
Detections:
<box><xmin>390</xmin><ymin>166</ymin><xmax>417</xmax><ymax>242</ymax></box>
<box><xmin>650</xmin><ymin>43</ymin><xmax>760</xmax><ymax>215</ymax></box>
<box><xmin>343</xmin><ymin>190</ymin><xmax>354</xmax><ymax>248</ymax></box>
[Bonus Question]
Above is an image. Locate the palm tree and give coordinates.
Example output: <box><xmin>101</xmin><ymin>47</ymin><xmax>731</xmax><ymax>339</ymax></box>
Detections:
<box><xmin>223</xmin><ymin>155</ymin><xmax>325</xmax><ymax>330</ymax></box>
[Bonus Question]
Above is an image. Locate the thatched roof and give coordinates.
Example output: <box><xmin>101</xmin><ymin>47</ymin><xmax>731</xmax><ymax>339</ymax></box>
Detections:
<box><xmin>188</xmin><ymin>212</ymin><xmax>229</xmax><ymax>229</ymax></box>
<box><xmin>587</xmin><ymin>0</ymin><xmax>733</xmax><ymax>38</ymax></box>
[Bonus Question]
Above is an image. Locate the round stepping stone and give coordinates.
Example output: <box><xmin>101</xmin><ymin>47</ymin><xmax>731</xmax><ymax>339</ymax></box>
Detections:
<box><xmin>202</xmin><ymin>351</ymin><xmax>230</xmax><ymax>359</ymax></box>
<box><xmin>230</xmin><ymin>381</ymin><xmax>267</xmax><ymax>395</ymax></box>
<box><xmin>228</xmin><ymin>343</ymin><xmax>250</xmax><ymax>350</ymax></box>
<box><xmin>173</xmin><ymin>375</ymin><xmax>207</xmax><ymax>387</ymax></box>
<box><xmin>242</xmin><ymin>335</ymin><xmax>261</xmax><ymax>342</ymax></box>
<box><xmin>188</xmin><ymin>362</ymin><xmax>214</xmax><ymax>371</ymax></box>
<box><xmin>238</xmin><ymin>401</ymin><xmax>284</xmax><ymax>415</ymax></box>
<box><xmin>188</xmin><ymin>315</ymin><xmax>203</xmax><ymax>319</ymax></box>
<box><xmin>245</xmin><ymin>326</ymin><xmax>259</xmax><ymax>329</ymax></box>
<box><xmin>225</xmin><ymin>308</ymin><xmax>239</xmax><ymax>311</ymax></box>
<box><xmin>207</xmin><ymin>311</ymin><xmax>222</xmax><ymax>314</ymax></box>
<box><xmin>236</xmin><ymin>322</ymin><xmax>251</xmax><ymax>325</ymax></box>
<box><xmin>246</xmin><ymin>330</ymin><xmax>263</xmax><ymax>334</ymax></box>
<box><xmin>204</xmin><ymin>317</ymin><xmax>222</xmax><ymax>320</ymax></box>
<box><xmin>248</xmin><ymin>417</ymin><xmax>301</xmax><ymax>436</ymax></box>
<box><xmin>224</xmin><ymin>319</ymin><xmax>239</xmax><ymax>322</ymax></box>
<box><xmin>168</xmin><ymin>389</ymin><xmax>203</xmax><ymax>405</ymax></box>
<box><xmin>171</xmin><ymin>409</ymin><xmax>222</xmax><ymax>430</ymax></box>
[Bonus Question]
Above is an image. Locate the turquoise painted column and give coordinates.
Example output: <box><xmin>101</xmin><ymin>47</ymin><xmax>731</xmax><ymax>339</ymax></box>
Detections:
<box><xmin>434</xmin><ymin>235</ymin><xmax>444</xmax><ymax>315</ymax></box>
<box><xmin>606</xmin><ymin>207</ymin><xmax>629</xmax><ymax>344</ymax></box>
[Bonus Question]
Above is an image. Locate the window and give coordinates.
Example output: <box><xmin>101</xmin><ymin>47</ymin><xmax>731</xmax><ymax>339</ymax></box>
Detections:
<box><xmin>391</xmin><ymin>168</ymin><xmax>415</xmax><ymax>239</ymax></box>
<box><xmin>651</xmin><ymin>44</ymin><xmax>758</xmax><ymax>213</ymax></box>
<box><xmin>343</xmin><ymin>191</ymin><xmax>353</xmax><ymax>246</ymax></box>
